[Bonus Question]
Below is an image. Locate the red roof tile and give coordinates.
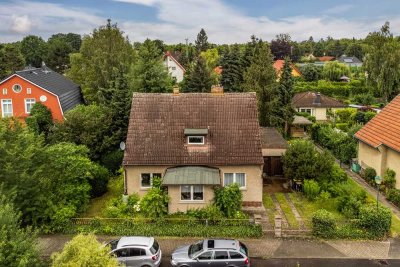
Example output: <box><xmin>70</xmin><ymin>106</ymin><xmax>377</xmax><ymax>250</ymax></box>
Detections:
<box><xmin>318</xmin><ymin>56</ymin><xmax>335</xmax><ymax>62</ymax></box>
<box><xmin>355</xmin><ymin>95</ymin><xmax>400</xmax><ymax>152</ymax></box>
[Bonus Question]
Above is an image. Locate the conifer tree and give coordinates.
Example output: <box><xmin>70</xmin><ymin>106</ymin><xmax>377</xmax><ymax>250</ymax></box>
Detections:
<box><xmin>221</xmin><ymin>45</ymin><xmax>242</xmax><ymax>92</ymax></box>
<box><xmin>242</xmin><ymin>42</ymin><xmax>278</xmax><ymax>126</ymax></box>
<box><xmin>181</xmin><ymin>57</ymin><xmax>212</xmax><ymax>92</ymax></box>
<box><xmin>195</xmin><ymin>28</ymin><xmax>209</xmax><ymax>53</ymax></box>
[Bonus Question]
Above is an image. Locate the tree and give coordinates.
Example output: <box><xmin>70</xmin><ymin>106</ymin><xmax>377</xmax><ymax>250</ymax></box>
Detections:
<box><xmin>270</xmin><ymin>34</ymin><xmax>292</xmax><ymax>60</ymax></box>
<box><xmin>364</xmin><ymin>22</ymin><xmax>400</xmax><ymax>102</ymax></box>
<box><xmin>0</xmin><ymin>44</ymin><xmax>25</xmax><ymax>79</ymax></box>
<box><xmin>325</xmin><ymin>40</ymin><xmax>345</xmax><ymax>58</ymax></box>
<box><xmin>300</xmin><ymin>64</ymin><xmax>322</xmax><ymax>81</ymax></box>
<box><xmin>51</xmin><ymin>234</ymin><xmax>119</xmax><ymax>267</ymax></box>
<box><xmin>200</xmin><ymin>48</ymin><xmax>220</xmax><ymax>69</ymax></box>
<box><xmin>345</xmin><ymin>40</ymin><xmax>363</xmax><ymax>60</ymax></box>
<box><xmin>25</xmin><ymin>102</ymin><xmax>53</xmax><ymax>138</ymax></box>
<box><xmin>181</xmin><ymin>57</ymin><xmax>213</xmax><ymax>92</ymax></box>
<box><xmin>45</xmin><ymin>37</ymin><xmax>73</xmax><ymax>73</ymax></box>
<box><xmin>20</xmin><ymin>35</ymin><xmax>48</xmax><ymax>67</ymax></box>
<box><xmin>129</xmin><ymin>39</ymin><xmax>172</xmax><ymax>93</ymax></box>
<box><xmin>49</xmin><ymin>33</ymin><xmax>82</xmax><ymax>52</ymax></box>
<box><xmin>220</xmin><ymin>45</ymin><xmax>243</xmax><ymax>92</ymax></box>
<box><xmin>322</xmin><ymin>61</ymin><xmax>351</xmax><ymax>81</ymax></box>
<box><xmin>195</xmin><ymin>28</ymin><xmax>209</xmax><ymax>53</ymax></box>
<box><xmin>242</xmin><ymin>41</ymin><xmax>278</xmax><ymax>126</ymax></box>
<box><xmin>283</xmin><ymin>139</ymin><xmax>318</xmax><ymax>181</ymax></box>
<box><xmin>0</xmin><ymin>194</ymin><xmax>41</xmax><ymax>267</ymax></box>
<box><xmin>276</xmin><ymin>57</ymin><xmax>295</xmax><ymax>135</ymax></box>
<box><xmin>67</xmin><ymin>19</ymin><xmax>134</xmax><ymax>104</ymax></box>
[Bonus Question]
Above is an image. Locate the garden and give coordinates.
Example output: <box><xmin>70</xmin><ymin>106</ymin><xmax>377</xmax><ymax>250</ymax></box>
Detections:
<box><xmin>279</xmin><ymin>139</ymin><xmax>400</xmax><ymax>239</ymax></box>
<box><xmin>72</xmin><ymin>173</ymin><xmax>262</xmax><ymax>238</ymax></box>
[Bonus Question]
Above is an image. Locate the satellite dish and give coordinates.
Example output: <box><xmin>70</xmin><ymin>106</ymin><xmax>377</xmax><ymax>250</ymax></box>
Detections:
<box><xmin>119</xmin><ymin>141</ymin><xmax>126</xmax><ymax>151</ymax></box>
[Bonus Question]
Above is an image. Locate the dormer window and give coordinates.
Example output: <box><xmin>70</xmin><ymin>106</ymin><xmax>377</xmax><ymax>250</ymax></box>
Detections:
<box><xmin>188</xmin><ymin>136</ymin><xmax>204</xmax><ymax>145</ymax></box>
<box><xmin>184</xmin><ymin>128</ymin><xmax>208</xmax><ymax>145</ymax></box>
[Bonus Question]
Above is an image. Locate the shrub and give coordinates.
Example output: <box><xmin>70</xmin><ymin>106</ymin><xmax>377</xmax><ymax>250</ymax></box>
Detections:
<box><xmin>88</xmin><ymin>164</ymin><xmax>110</xmax><ymax>198</ymax></box>
<box><xmin>51</xmin><ymin>234</ymin><xmax>119</xmax><ymax>267</ymax></box>
<box><xmin>214</xmin><ymin>184</ymin><xmax>242</xmax><ymax>218</ymax></box>
<box><xmin>25</xmin><ymin>102</ymin><xmax>53</xmax><ymax>137</ymax></box>
<box><xmin>186</xmin><ymin>205</ymin><xmax>225</xmax><ymax>221</ymax></box>
<box><xmin>352</xmin><ymin>93</ymin><xmax>375</xmax><ymax>105</ymax></box>
<box><xmin>322</xmin><ymin>61</ymin><xmax>351</xmax><ymax>81</ymax></box>
<box><xmin>312</xmin><ymin>209</ymin><xmax>336</xmax><ymax>238</ymax></box>
<box><xmin>103</xmin><ymin>193</ymin><xmax>140</xmax><ymax>218</ymax></box>
<box><xmin>363</xmin><ymin>167</ymin><xmax>377</xmax><ymax>182</ymax></box>
<box><xmin>100</xmin><ymin>150</ymin><xmax>123</xmax><ymax>174</ymax></box>
<box><xmin>383</xmin><ymin>169</ymin><xmax>396</xmax><ymax>190</ymax></box>
<box><xmin>338</xmin><ymin>195</ymin><xmax>363</xmax><ymax>218</ymax></box>
<box><xmin>303</xmin><ymin>180</ymin><xmax>320</xmax><ymax>200</ymax></box>
<box><xmin>357</xmin><ymin>205</ymin><xmax>391</xmax><ymax>238</ymax></box>
<box><xmin>387</xmin><ymin>189</ymin><xmax>400</xmax><ymax>207</ymax></box>
<box><xmin>364</xmin><ymin>111</ymin><xmax>376</xmax><ymax>122</ymax></box>
<box><xmin>335</xmin><ymin>123</ymin><xmax>349</xmax><ymax>131</ymax></box>
<box><xmin>140</xmin><ymin>177</ymin><xmax>169</xmax><ymax>218</ymax></box>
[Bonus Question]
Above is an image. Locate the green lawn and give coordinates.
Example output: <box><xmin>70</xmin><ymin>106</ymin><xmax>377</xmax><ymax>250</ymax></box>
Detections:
<box><xmin>80</xmin><ymin>175</ymin><xmax>124</xmax><ymax>217</ymax></box>
<box><xmin>262</xmin><ymin>193</ymin><xmax>277</xmax><ymax>225</ymax></box>
<box><xmin>275</xmin><ymin>193</ymin><xmax>299</xmax><ymax>229</ymax></box>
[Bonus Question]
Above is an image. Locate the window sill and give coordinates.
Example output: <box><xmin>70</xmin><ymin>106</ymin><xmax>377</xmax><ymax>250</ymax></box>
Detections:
<box><xmin>179</xmin><ymin>200</ymin><xmax>205</xmax><ymax>204</ymax></box>
<box><xmin>140</xmin><ymin>187</ymin><xmax>151</xmax><ymax>190</ymax></box>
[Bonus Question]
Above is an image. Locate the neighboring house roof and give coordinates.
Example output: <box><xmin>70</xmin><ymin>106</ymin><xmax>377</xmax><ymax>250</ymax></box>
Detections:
<box><xmin>273</xmin><ymin>60</ymin><xmax>301</xmax><ymax>77</ymax></box>
<box><xmin>214</xmin><ymin>66</ymin><xmax>222</xmax><ymax>75</ymax></box>
<box><xmin>260</xmin><ymin>127</ymin><xmax>287</xmax><ymax>149</ymax></box>
<box><xmin>354</xmin><ymin>94</ymin><xmax>400</xmax><ymax>152</ymax></box>
<box><xmin>164</xmin><ymin>51</ymin><xmax>186</xmax><ymax>71</ymax></box>
<box><xmin>318</xmin><ymin>56</ymin><xmax>335</xmax><ymax>62</ymax></box>
<box><xmin>292</xmin><ymin>92</ymin><xmax>346</xmax><ymax>108</ymax></box>
<box><xmin>337</xmin><ymin>55</ymin><xmax>362</xmax><ymax>64</ymax></box>
<box><xmin>123</xmin><ymin>93</ymin><xmax>264</xmax><ymax>166</ymax></box>
<box><xmin>10</xmin><ymin>66</ymin><xmax>82</xmax><ymax>113</ymax></box>
<box><xmin>292</xmin><ymin>115</ymin><xmax>313</xmax><ymax>125</ymax></box>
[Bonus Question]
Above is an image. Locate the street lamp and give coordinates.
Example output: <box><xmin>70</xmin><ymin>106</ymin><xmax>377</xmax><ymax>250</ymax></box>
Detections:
<box><xmin>375</xmin><ymin>175</ymin><xmax>382</xmax><ymax>210</ymax></box>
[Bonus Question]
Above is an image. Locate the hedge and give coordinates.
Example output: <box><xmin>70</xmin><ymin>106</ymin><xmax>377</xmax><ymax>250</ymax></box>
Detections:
<box><xmin>312</xmin><ymin>209</ymin><xmax>336</xmax><ymax>238</ymax></box>
<box><xmin>294</xmin><ymin>80</ymin><xmax>370</xmax><ymax>98</ymax></box>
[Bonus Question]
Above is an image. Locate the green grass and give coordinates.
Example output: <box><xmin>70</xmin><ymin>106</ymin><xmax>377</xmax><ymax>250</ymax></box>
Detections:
<box><xmin>80</xmin><ymin>175</ymin><xmax>124</xmax><ymax>217</ymax></box>
<box><xmin>275</xmin><ymin>193</ymin><xmax>299</xmax><ymax>229</ymax></box>
<box><xmin>262</xmin><ymin>193</ymin><xmax>277</xmax><ymax>226</ymax></box>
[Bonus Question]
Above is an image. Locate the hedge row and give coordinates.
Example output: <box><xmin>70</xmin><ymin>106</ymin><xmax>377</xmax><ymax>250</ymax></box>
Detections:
<box><xmin>294</xmin><ymin>80</ymin><xmax>370</xmax><ymax>98</ymax></box>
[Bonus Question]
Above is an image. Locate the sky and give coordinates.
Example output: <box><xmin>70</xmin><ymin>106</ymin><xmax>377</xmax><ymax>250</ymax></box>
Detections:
<box><xmin>0</xmin><ymin>0</ymin><xmax>399</xmax><ymax>44</ymax></box>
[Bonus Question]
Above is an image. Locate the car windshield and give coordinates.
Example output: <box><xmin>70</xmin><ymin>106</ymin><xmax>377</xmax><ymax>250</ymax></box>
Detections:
<box><xmin>189</xmin><ymin>241</ymin><xmax>204</xmax><ymax>258</ymax></box>
<box><xmin>239</xmin><ymin>242</ymin><xmax>248</xmax><ymax>256</ymax></box>
<box><xmin>150</xmin><ymin>239</ymin><xmax>160</xmax><ymax>255</ymax></box>
<box><xmin>108</xmin><ymin>240</ymin><xmax>119</xmax><ymax>251</ymax></box>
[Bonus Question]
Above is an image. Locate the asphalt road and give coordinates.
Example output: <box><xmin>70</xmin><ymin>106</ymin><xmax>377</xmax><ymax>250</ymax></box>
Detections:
<box><xmin>159</xmin><ymin>257</ymin><xmax>400</xmax><ymax>266</ymax></box>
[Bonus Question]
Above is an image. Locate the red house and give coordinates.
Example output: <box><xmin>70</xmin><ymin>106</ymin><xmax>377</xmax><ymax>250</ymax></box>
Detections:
<box><xmin>0</xmin><ymin>66</ymin><xmax>82</xmax><ymax>121</ymax></box>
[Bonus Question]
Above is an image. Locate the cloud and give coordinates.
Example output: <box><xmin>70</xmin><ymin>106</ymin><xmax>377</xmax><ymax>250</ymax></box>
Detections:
<box><xmin>112</xmin><ymin>0</ymin><xmax>159</xmax><ymax>6</ymax></box>
<box><xmin>10</xmin><ymin>15</ymin><xmax>32</xmax><ymax>33</ymax></box>
<box><xmin>324</xmin><ymin>4</ymin><xmax>354</xmax><ymax>15</ymax></box>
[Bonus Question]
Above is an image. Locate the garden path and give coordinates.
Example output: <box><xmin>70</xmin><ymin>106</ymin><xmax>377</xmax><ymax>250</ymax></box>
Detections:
<box><xmin>284</xmin><ymin>193</ymin><xmax>307</xmax><ymax>230</ymax></box>
<box><xmin>270</xmin><ymin>194</ymin><xmax>289</xmax><ymax>228</ymax></box>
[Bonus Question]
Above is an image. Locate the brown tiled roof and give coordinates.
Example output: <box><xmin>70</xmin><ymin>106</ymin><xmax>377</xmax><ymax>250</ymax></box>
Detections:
<box><xmin>318</xmin><ymin>56</ymin><xmax>335</xmax><ymax>62</ymax></box>
<box><xmin>355</xmin><ymin>95</ymin><xmax>400</xmax><ymax>152</ymax></box>
<box><xmin>260</xmin><ymin>127</ymin><xmax>287</xmax><ymax>149</ymax></box>
<box><xmin>292</xmin><ymin>92</ymin><xmax>346</xmax><ymax>108</ymax></box>
<box><xmin>123</xmin><ymin>93</ymin><xmax>264</xmax><ymax>166</ymax></box>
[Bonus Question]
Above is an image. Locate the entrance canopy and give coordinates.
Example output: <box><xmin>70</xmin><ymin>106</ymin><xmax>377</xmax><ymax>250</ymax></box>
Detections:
<box><xmin>162</xmin><ymin>166</ymin><xmax>220</xmax><ymax>185</ymax></box>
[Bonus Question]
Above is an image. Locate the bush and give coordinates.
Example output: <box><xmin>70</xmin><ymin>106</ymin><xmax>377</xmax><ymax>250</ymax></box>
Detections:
<box><xmin>352</xmin><ymin>93</ymin><xmax>375</xmax><ymax>105</ymax></box>
<box><xmin>103</xmin><ymin>193</ymin><xmax>140</xmax><ymax>218</ymax></box>
<box><xmin>186</xmin><ymin>205</ymin><xmax>225</xmax><ymax>221</ymax></box>
<box><xmin>357</xmin><ymin>205</ymin><xmax>391</xmax><ymax>238</ymax></box>
<box><xmin>364</xmin><ymin>111</ymin><xmax>376</xmax><ymax>122</ymax></box>
<box><xmin>214</xmin><ymin>184</ymin><xmax>242</xmax><ymax>218</ymax></box>
<box><xmin>25</xmin><ymin>102</ymin><xmax>53</xmax><ymax>137</ymax></box>
<box><xmin>387</xmin><ymin>189</ymin><xmax>400</xmax><ymax>207</ymax></box>
<box><xmin>100</xmin><ymin>150</ymin><xmax>123</xmax><ymax>174</ymax></box>
<box><xmin>363</xmin><ymin>167</ymin><xmax>377</xmax><ymax>183</ymax></box>
<box><xmin>140</xmin><ymin>177</ymin><xmax>169</xmax><ymax>218</ymax></box>
<box><xmin>89</xmin><ymin>164</ymin><xmax>110</xmax><ymax>198</ymax></box>
<box><xmin>383</xmin><ymin>169</ymin><xmax>396</xmax><ymax>190</ymax></box>
<box><xmin>335</xmin><ymin>123</ymin><xmax>349</xmax><ymax>131</ymax></box>
<box><xmin>51</xmin><ymin>234</ymin><xmax>119</xmax><ymax>267</ymax></box>
<box><xmin>312</xmin><ymin>209</ymin><xmax>336</xmax><ymax>238</ymax></box>
<box><xmin>303</xmin><ymin>180</ymin><xmax>320</xmax><ymax>200</ymax></box>
<box><xmin>322</xmin><ymin>61</ymin><xmax>351</xmax><ymax>81</ymax></box>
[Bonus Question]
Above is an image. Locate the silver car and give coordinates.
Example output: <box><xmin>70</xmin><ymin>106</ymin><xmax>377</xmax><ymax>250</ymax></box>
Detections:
<box><xmin>107</xmin><ymin>236</ymin><xmax>162</xmax><ymax>267</ymax></box>
<box><xmin>171</xmin><ymin>239</ymin><xmax>250</xmax><ymax>267</ymax></box>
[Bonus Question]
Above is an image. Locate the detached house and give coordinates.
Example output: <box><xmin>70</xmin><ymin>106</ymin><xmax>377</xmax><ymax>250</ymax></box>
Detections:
<box><xmin>163</xmin><ymin>51</ymin><xmax>185</xmax><ymax>83</ymax></box>
<box><xmin>123</xmin><ymin>88</ymin><xmax>264</xmax><ymax>212</ymax></box>
<box><xmin>0</xmin><ymin>65</ymin><xmax>82</xmax><ymax>120</ymax></box>
<box><xmin>273</xmin><ymin>59</ymin><xmax>302</xmax><ymax>78</ymax></box>
<box><xmin>355</xmin><ymin>95</ymin><xmax>400</xmax><ymax>188</ymax></box>
<box><xmin>292</xmin><ymin>92</ymin><xmax>346</xmax><ymax>121</ymax></box>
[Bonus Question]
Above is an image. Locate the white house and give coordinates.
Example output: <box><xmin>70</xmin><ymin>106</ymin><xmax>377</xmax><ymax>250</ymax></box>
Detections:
<box><xmin>163</xmin><ymin>51</ymin><xmax>185</xmax><ymax>83</ymax></box>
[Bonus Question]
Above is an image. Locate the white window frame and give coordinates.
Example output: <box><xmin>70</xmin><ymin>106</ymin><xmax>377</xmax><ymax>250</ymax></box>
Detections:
<box><xmin>187</xmin><ymin>136</ymin><xmax>205</xmax><ymax>145</ymax></box>
<box><xmin>2</xmin><ymin>88</ymin><xmax>7</xmax><ymax>95</ymax></box>
<box><xmin>25</xmin><ymin>98</ymin><xmax>36</xmax><ymax>114</ymax></box>
<box><xmin>223</xmin><ymin>173</ymin><xmax>246</xmax><ymax>189</ymax></box>
<box><xmin>12</xmin><ymin>84</ymin><xmax>22</xmax><ymax>93</ymax></box>
<box><xmin>299</xmin><ymin>108</ymin><xmax>313</xmax><ymax>115</ymax></box>
<box><xmin>180</xmin><ymin>185</ymin><xmax>204</xmax><ymax>201</ymax></box>
<box><xmin>27</xmin><ymin>88</ymin><xmax>32</xmax><ymax>94</ymax></box>
<box><xmin>1</xmin><ymin>99</ymin><xmax>13</xmax><ymax>118</ymax></box>
<box><xmin>140</xmin><ymin>173</ymin><xmax>162</xmax><ymax>189</ymax></box>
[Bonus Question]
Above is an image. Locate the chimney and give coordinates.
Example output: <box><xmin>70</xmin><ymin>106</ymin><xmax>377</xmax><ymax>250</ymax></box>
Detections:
<box><xmin>314</xmin><ymin>92</ymin><xmax>321</xmax><ymax>105</ymax></box>
<box><xmin>173</xmin><ymin>86</ymin><xmax>180</xmax><ymax>95</ymax></box>
<box><xmin>211</xmin><ymin>85</ymin><xmax>224</xmax><ymax>95</ymax></box>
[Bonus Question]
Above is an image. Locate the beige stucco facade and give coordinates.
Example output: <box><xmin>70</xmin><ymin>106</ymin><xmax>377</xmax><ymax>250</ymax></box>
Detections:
<box><xmin>297</xmin><ymin>107</ymin><xmax>344</xmax><ymax>121</ymax></box>
<box><xmin>358</xmin><ymin>141</ymin><xmax>400</xmax><ymax>189</ymax></box>
<box><xmin>124</xmin><ymin>164</ymin><xmax>263</xmax><ymax>212</ymax></box>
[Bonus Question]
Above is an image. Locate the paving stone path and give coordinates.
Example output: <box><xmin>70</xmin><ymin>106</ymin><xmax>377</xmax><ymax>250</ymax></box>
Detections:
<box><xmin>270</xmin><ymin>193</ymin><xmax>289</xmax><ymax>228</ymax></box>
<box><xmin>284</xmin><ymin>193</ymin><xmax>307</xmax><ymax>230</ymax></box>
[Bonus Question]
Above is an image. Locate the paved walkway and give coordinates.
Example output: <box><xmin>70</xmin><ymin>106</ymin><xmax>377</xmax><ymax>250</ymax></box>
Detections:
<box><xmin>313</xmin><ymin>143</ymin><xmax>400</xmax><ymax>220</ymax></box>
<box><xmin>38</xmin><ymin>235</ymin><xmax>400</xmax><ymax>259</ymax></box>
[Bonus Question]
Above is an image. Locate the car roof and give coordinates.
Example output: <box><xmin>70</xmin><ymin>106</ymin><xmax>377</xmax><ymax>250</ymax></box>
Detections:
<box><xmin>117</xmin><ymin>236</ymin><xmax>154</xmax><ymax>249</ymax></box>
<box><xmin>205</xmin><ymin>239</ymin><xmax>238</xmax><ymax>250</ymax></box>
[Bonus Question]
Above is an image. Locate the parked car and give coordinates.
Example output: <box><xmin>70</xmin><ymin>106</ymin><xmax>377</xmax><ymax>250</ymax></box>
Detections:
<box><xmin>107</xmin><ymin>236</ymin><xmax>162</xmax><ymax>267</ymax></box>
<box><xmin>171</xmin><ymin>239</ymin><xmax>250</xmax><ymax>267</ymax></box>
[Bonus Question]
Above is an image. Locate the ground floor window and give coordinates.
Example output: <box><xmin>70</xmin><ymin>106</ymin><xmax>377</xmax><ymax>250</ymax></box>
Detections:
<box><xmin>141</xmin><ymin>173</ymin><xmax>162</xmax><ymax>188</ymax></box>
<box><xmin>224</xmin><ymin>173</ymin><xmax>246</xmax><ymax>188</ymax></box>
<box><xmin>299</xmin><ymin>108</ymin><xmax>312</xmax><ymax>115</ymax></box>
<box><xmin>181</xmin><ymin>185</ymin><xmax>203</xmax><ymax>201</ymax></box>
<box><xmin>1</xmin><ymin>99</ymin><xmax>13</xmax><ymax>117</ymax></box>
